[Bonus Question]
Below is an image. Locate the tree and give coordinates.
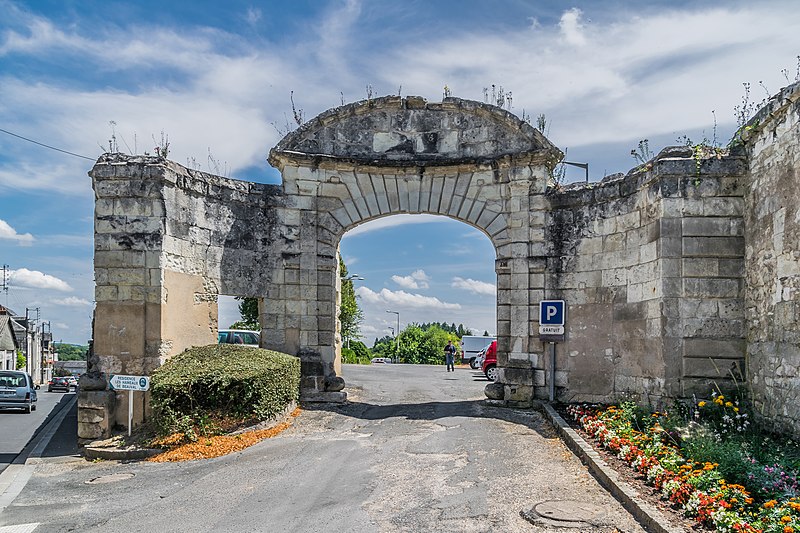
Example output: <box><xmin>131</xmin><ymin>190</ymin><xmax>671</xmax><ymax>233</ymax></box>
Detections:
<box><xmin>16</xmin><ymin>351</ymin><xmax>25</xmax><ymax>370</ymax></box>
<box><xmin>230</xmin><ymin>297</ymin><xmax>259</xmax><ymax>330</ymax></box>
<box><xmin>339</xmin><ymin>256</ymin><xmax>364</xmax><ymax>346</ymax></box>
<box><xmin>54</xmin><ymin>343</ymin><xmax>88</xmax><ymax>361</ymax></box>
<box><xmin>397</xmin><ymin>324</ymin><xmax>459</xmax><ymax>365</ymax></box>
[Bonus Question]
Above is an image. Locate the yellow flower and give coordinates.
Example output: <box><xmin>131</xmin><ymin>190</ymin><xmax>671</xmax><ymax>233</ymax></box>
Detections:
<box><xmin>698</xmin><ymin>401</ymin><xmax>707</xmax><ymax>407</ymax></box>
<box><xmin>783</xmin><ymin>515</ymin><xmax>792</xmax><ymax>523</ymax></box>
<box><xmin>725</xmin><ymin>401</ymin><xmax>733</xmax><ymax>408</ymax></box>
<box><xmin>733</xmin><ymin>407</ymin><xmax>740</xmax><ymax>412</ymax></box>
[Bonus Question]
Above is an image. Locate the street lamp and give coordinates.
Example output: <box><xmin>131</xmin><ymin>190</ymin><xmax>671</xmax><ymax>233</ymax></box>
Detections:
<box><xmin>386</xmin><ymin>310</ymin><xmax>399</xmax><ymax>362</ymax></box>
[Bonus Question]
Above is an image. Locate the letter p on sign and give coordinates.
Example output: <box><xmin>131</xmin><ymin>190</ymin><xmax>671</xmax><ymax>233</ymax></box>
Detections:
<box><xmin>539</xmin><ymin>300</ymin><xmax>565</xmax><ymax>326</ymax></box>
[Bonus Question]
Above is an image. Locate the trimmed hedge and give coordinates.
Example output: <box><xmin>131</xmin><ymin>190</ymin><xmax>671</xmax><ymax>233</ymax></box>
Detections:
<box><xmin>150</xmin><ymin>344</ymin><xmax>300</xmax><ymax>435</ymax></box>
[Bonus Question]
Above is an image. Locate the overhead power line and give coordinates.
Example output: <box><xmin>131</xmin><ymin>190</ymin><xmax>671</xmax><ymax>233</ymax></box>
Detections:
<box><xmin>0</xmin><ymin>127</ymin><xmax>95</xmax><ymax>161</ymax></box>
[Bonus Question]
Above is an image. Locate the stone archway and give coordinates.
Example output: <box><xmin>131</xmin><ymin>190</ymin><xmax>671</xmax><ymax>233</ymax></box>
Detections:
<box><xmin>266</xmin><ymin>96</ymin><xmax>561</xmax><ymax>402</ymax></box>
<box><xmin>83</xmin><ymin>95</ymin><xmax>561</xmax><ymax>439</ymax></box>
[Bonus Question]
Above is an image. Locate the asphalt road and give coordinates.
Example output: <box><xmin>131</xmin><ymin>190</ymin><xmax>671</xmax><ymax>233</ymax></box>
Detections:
<box><xmin>0</xmin><ymin>389</ymin><xmax>75</xmax><ymax>475</ymax></box>
<box><xmin>0</xmin><ymin>365</ymin><xmax>647</xmax><ymax>532</ymax></box>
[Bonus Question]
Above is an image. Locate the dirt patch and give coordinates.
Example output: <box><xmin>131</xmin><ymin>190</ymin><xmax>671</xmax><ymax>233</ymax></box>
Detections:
<box><xmin>147</xmin><ymin>408</ymin><xmax>300</xmax><ymax>462</ymax></box>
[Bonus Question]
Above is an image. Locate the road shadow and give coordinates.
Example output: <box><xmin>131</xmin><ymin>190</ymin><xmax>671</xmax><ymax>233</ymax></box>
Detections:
<box><xmin>303</xmin><ymin>399</ymin><xmax>559</xmax><ymax>440</ymax></box>
<box><xmin>40</xmin><ymin>396</ymin><xmax>79</xmax><ymax>459</ymax></box>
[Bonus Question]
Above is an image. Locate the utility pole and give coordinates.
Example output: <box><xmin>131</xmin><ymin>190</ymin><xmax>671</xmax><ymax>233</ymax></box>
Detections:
<box><xmin>24</xmin><ymin>307</ymin><xmax>39</xmax><ymax>376</ymax></box>
<box><xmin>1</xmin><ymin>264</ymin><xmax>8</xmax><ymax>307</ymax></box>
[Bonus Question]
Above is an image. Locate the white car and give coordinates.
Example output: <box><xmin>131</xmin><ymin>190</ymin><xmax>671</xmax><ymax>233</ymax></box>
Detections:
<box><xmin>370</xmin><ymin>357</ymin><xmax>392</xmax><ymax>364</ymax></box>
<box><xmin>472</xmin><ymin>345</ymin><xmax>491</xmax><ymax>369</ymax></box>
<box><xmin>218</xmin><ymin>329</ymin><xmax>260</xmax><ymax>347</ymax></box>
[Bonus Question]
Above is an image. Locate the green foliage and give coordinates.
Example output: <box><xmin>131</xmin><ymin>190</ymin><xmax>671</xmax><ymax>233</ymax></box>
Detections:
<box><xmin>338</xmin><ymin>257</ymin><xmax>364</xmax><ymax>345</ymax></box>
<box><xmin>683</xmin><ymin>433</ymin><xmax>750</xmax><ymax>487</ymax></box>
<box><xmin>230</xmin><ymin>297</ymin><xmax>259</xmax><ymax>330</ymax></box>
<box><xmin>397</xmin><ymin>324</ymin><xmax>459</xmax><ymax>365</ymax></box>
<box><xmin>16</xmin><ymin>352</ymin><xmax>25</xmax><ymax>370</ymax></box>
<box><xmin>342</xmin><ymin>340</ymin><xmax>371</xmax><ymax>364</ymax></box>
<box><xmin>371</xmin><ymin>336</ymin><xmax>395</xmax><ymax>358</ymax></box>
<box><xmin>54</xmin><ymin>343</ymin><xmax>88</xmax><ymax>361</ymax></box>
<box><xmin>416</xmin><ymin>322</ymin><xmax>472</xmax><ymax>337</ymax></box>
<box><xmin>150</xmin><ymin>344</ymin><xmax>300</xmax><ymax>439</ymax></box>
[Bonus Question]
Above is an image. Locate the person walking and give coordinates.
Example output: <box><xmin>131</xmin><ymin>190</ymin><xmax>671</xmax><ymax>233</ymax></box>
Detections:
<box><xmin>444</xmin><ymin>340</ymin><xmax>457</xmax><ymax>372</ymax></box>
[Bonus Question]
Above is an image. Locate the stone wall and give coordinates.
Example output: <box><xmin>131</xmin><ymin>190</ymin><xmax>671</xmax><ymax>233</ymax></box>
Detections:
<box><xmin>84</xmin><ymin>86</ymin><xmax>800</xmax><ymax>439</ymax></box>
<box><xmin>743</xmin><ymin>82</ymin><xmax>800</xmax><ymax>432</ymax></box>
<box><xmin>88</xmin><ymin>96</ymin><xmax>562</xmax><ymax>435</ymax></box>
<box><xmin>544</xmin><ymin>149</ymin><xmax>746</xmax><ymax>406</ymax></box>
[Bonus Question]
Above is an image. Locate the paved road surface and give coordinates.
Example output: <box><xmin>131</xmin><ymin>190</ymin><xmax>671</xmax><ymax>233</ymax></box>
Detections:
<box><xmin>0</xmin><ymin>390</ymin><xmax>74</xmax><ymax>475</ymax></box>
<box><xmin>0</xmin><ymin>365</ymin><xmax>647</xmax><ymax>532</ymax></box>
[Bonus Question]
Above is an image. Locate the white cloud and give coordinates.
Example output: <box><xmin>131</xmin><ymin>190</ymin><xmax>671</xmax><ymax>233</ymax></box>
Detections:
<box><xmin>392</xmin><ymin>269</ymin><xmax>430</xmax><ymax>289</ymax></box>
<box><xmin>559</xmin><ymin>8</ymin><xmax>587</xmax><ymax>46</ymax></box>
<box><xmin>356</xmin><ymin>286</ymin><xmax>460</xmax><ymax>310</ymax></box>
<box><xmin>452</xmin><ymin>277</ymin><xmax>496</xmax><ymax>296</ymax></box>
<box><xmin>345</xmin><ymin>214</ymin><xmax>450</xmax><ymax>237</ymax></box>
<box><xmin>0</xmin><ymin>218</ymin><xmax>34</xmax><ymax>243</ymax></box>
<box><xmin>245</xmin><ymin>7</ymin><xmax>262</xmax><ymax>25</ymax></box>
<box><xmin>10</xmin><ymin>268</ymin><xmax>72</xmax><ymax>291</ymax></box>
<box><xmin>52</xmin><ymin>296</ymin><xmax>92</xmax><ymax>307</ymax></box>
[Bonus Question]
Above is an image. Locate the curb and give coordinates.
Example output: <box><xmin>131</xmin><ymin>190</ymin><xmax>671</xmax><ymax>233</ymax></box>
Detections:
<box><xmin>541</xmin><ymin>403</ymin><xmax>686</xmax><ymax>533</ymax></box>
<box><xmin>82</xmin><ymin>446</ymin><xmax>161</xmax><ymax>461</ymax></box>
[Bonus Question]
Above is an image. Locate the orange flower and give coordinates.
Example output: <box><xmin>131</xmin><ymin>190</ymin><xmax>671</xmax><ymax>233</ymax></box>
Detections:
<box><xmin>765</xmin><ymin>500</ymin><xmax>778</xmax><ymax>509</ymax></box>
<box><xmin>784</xmin><ymin>526</ymin><xmax>793</xmax><ymax>533</ymax></box>
<box><xmin>783</xmin><ymin>515</ymin><xmax>792</xmax><ymax>523</ymax></box>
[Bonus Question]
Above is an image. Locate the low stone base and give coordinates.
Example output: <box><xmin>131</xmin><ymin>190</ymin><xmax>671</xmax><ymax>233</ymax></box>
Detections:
<box><xmin>301</xmin><ymin>390</ymin><xmax>347</xmax><ymax>403</ymax></box>
<box><xmin>77</xmin><ymin>389</ymin><xmax>116</xmax><ymax>440</ymax></box>
<box><xmin>485</xmin><ymin>399</ymin><xmax>506</xmax><ymax>407</ymax></box>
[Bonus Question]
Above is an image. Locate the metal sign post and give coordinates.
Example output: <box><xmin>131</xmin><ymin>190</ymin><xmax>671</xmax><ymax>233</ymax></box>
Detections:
<box><xmin>538</xmin><ymin>300</ymin><xmax>566</xmax><ymax>402</ymax></box>
<box><xmin>109</xmin><ymin>374</ymin><xmax>150</xmax><ymax>436</ymax></box>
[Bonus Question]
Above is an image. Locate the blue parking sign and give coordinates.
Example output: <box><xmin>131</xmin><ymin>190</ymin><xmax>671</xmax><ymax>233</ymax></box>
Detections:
<box><xmin>539</xmin><ymin>300</ymin><xmax>565</xmax><ymax>326</ymax></box>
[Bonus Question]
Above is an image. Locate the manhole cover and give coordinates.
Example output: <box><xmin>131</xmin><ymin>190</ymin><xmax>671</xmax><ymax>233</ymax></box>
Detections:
<box><xmin>521</xmin><ymin>500</ymin><xmax>607</xmax><ymax>528</ymax></box>
<box><xmin>85</xmin><ymin>472</ymin><xmax>135</xmax><ymax>484</ymax></box>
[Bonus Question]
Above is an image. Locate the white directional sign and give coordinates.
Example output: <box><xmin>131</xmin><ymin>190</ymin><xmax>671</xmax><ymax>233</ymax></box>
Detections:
<box><xmin>109</xmin><ymin>374</ymin><xmax>150</xmax><ymax>392</ymax></box>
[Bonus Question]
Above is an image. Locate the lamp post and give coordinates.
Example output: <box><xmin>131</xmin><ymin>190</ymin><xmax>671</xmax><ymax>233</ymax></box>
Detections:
<box><xmin>386</xmin><ymin>310</ymin><xmax>399</xmax><ymax>362</ymax></box>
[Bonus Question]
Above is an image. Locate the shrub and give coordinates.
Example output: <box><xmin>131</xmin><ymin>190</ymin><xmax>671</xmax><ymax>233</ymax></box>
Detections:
<box><xmin>150</xmin><ymin>344</ymin><xmax>300</xmax><ymax>438</ymax></box>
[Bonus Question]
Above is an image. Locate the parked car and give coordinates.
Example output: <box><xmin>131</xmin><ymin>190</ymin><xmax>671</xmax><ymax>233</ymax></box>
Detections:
<box><xmin>370</xmin><ymin>357</ymin><xmax>392</xmax><ymax>364</ymax></box>
<box><xmin>66</xmin><ymin>375</ymin><xmax>78</xmax><ymax>389</ymax></box>
<box><xmin>482</xmin><ymin>340</ymin><xmax>498</xmax><ymax>381</ymax></box>
<box><xmin>0</xmin><ymin>370</ymin><xmax>38</xmax><ymax>413</ymax></box>
<box><xmin>218</xmin><ymin>329</ymin><xmax>260</xmax><ymax>347</ymax></box>
<box><xmin>471</xmin><ymin>343</ymin><xmax>492</xmax><ymax>369</ymax></box>
<box><xmin>460</xmin><ymin>335</ymin><xmax>497</xmax><ymax>366</ymax></box>
<box><xmin>48</xmin><ymin>376</ymin><xmax>71</xmax><ymax>392</ymax></box>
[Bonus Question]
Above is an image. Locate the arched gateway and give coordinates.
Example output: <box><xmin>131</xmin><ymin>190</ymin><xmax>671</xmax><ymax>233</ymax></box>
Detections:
<box><xmin>81</xmin><ymin>96</ymin><xmax>561</xmax><ymax>439</ymax></box>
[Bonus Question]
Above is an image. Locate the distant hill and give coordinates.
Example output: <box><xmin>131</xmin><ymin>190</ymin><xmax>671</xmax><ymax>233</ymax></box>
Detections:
<box><xmin>55</xmin><ymin>343</ymin><xmax>88</xmax><ymax>361</ymax></box>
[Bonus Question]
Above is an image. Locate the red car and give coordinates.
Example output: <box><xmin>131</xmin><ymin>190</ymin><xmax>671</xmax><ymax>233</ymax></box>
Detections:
<box><xmin>482</xmin><ymin>340</ymin><xmax>498</xmax><ymax>381</ymax></box>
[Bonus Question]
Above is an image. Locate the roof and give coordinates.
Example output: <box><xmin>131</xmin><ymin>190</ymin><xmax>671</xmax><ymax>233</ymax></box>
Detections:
<box><xmin>0</xmin><ymin>315</ymin><xmax>18</xmax><ymax>351</ymax></box>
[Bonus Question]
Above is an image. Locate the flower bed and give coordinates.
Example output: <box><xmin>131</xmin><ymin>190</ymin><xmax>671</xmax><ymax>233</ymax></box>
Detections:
<box><xmin>568</xmin><ymin>401</ymin><xmax>800</xmax><ymax>532</ymax></box>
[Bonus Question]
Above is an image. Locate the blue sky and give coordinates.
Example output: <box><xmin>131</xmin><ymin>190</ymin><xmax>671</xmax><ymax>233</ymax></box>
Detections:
<box><xmin>0</xmin><ymin>0</ymin><xmax>798</xmax><ymax>345</ymax></box>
